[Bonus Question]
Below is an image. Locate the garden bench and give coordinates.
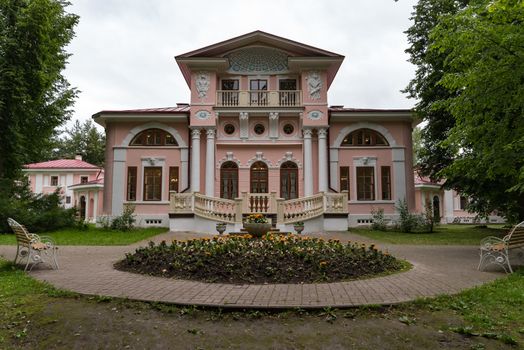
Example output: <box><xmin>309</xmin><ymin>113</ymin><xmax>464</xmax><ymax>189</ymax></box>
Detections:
<box><xmin>478</xmin><ymin>221</ymin><xmax>524</xmax><ymax>273</ymax></box>
<box><xmin>7</xmin><ymin>218</ymin><xmax>59</xmax><ymax>272</ymax></box>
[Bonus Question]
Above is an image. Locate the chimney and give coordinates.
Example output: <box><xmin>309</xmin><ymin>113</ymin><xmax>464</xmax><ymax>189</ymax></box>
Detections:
<box><xmin>75</xmin><ymin>154</ymin><xmax>82</xmax><ymax>161</ymax></box>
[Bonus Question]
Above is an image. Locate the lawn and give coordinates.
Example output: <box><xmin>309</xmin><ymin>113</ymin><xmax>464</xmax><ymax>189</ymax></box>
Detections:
<box><xmin>0</xmin><ymin>226</ymin><xmax>167</xmax><ymax>246</ymax></box>
<box><xmin>351</xmin><ymin>224</ymin><xmax>508</xmax><ymax>245</ymax></box>
<box><xmin>0</xmin><ymin>258</ymin><xmax>522</xmax><ymax>349</ymax></box>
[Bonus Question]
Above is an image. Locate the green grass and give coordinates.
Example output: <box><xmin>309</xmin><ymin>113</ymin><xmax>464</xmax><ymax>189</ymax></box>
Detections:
<box><xmin>351</xmin><ymin>224</ymin><xmax>508</xmax><ymax>245</ymax></box>
<box><xmin>0</xmin><ymin>226</ymin><xmax>167</xmax><ymax>246</ymax></box>
<box><xmin>414</xmin><ymin>269</ymin><xmax>524</xmax><ymax>345</ymax></box>
<box><xmin>0</xmin><ymin>260</ymin><xmax>75</xmax><ymax>344</ymax></box>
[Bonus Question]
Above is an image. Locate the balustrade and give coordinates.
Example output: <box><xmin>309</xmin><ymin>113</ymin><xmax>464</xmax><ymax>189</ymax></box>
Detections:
<box><xmin>216</xmin><ymin>90</ymin><xmax>302</xmax><ymax>107</ymax></box>
<box><xmin>170</xmin><ymin>191</ymin><xmax>348</xmax><ymax>225</ymax></box>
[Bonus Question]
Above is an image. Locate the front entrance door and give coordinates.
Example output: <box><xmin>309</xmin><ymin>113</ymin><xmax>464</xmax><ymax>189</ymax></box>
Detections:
<box><xmin>250</xmin><ymin>161</ymin><xmax>268</xmax><ymax>193</ymax></box>
<box><xmin>280</xmin><ymin>161</ymin><xmax>298</xmax><ymax>200</ymax></box>
<box><xmin>220</xmin><ymin>161</ymin><xmax>238</xmax><ymax>199</ymax></box>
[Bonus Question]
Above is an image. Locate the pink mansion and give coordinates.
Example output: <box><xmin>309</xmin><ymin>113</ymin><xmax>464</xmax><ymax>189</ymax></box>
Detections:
<box><xmin>92</xmin><ymin>31</ymin><xmax>417</xmax><ymax>232</ymax></box>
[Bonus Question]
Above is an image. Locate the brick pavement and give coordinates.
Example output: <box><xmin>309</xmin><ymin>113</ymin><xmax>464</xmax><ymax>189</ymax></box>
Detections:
<box><xmin>0</xmin><ymin>231</ymin><xmax>504</xmax><ymax>309</ymax></box>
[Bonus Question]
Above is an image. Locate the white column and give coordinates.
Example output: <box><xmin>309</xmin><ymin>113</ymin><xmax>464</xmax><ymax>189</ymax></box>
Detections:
<box><xmin>180</xmin><ymin>148</ymin><xmax>189</xmax><ymax>191</ymax></box>
<box><xmin>303</xmin><ymin>129</ymin><xmax>313</xmax><ymax>196</ymax></box>
<box><xmin>85</xmin><ymin>191</ymin><xmax>90</xmax><ymax>222</ymax></box>
<box><xmin>318</xmin><ymin>128</ymin><xmax>329</xmax><ymax>192</ymax></box>
<box><xmin>205</xmin><ymin>128</ymin><xmax>215</xmax><ymax>196</ymax></box>
<box><xmin>93</xmin><ymin>190</ymin><xmax>98</xmax><ymax>223</ymax></box>
<box><xmin>191</xmin><ymin>128</ymin><xmax>201</xmax><ymax>192</ymax></box>
<box><xmin>111</xmin><ymin>148</ymin><xmax>126</xmax><ymax>215</ymax></box>
<box><xmin>392</xmin><ymin>148</ymin><xmax>407</xmax><ymax>203</ymax></box>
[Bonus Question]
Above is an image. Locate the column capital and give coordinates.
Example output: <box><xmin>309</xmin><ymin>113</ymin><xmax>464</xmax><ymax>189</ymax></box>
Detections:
<box><xmin>191</xmin><ymin>128</ymin><xmax>201</xmax><ymax>139</ymax></box>
<box><xmin>206</xmin><ymin>128</ymin><xmax>216</xmax><ymax>138</ymax></box>
<box><xmin>239</xmin><ymin>112</ymin><xmax>249</xmax><ymax>120</ymax></box>
<box><xmin>303</xmin><ymin>128</ymin><xmax>313</xmax><ymax>138</ymax></box>
<box><xmin>269</xmin><ymin>112</ymin><xmax>279</xmax><ymax>120</ymax></box>
<box><xmin>317</xmin><ymin>128</ymin><xmax>328</xmax><ymax>138</ymax></box>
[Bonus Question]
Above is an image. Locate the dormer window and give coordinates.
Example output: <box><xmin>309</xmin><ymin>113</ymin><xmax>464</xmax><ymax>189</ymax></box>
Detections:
<box><xmin>341</xmin><ymin>129</ymin><xmax>389</xmax><ymax>146</ymax></box>
<box><xmin>130</xmin><ymin>129</ymin><xmax>178</xmax><ymax>146</ymax></box>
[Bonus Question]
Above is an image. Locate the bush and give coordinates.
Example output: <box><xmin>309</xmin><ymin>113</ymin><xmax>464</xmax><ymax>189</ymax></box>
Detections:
<box><xmin>371</xmin><ymin>207</ymin><xmax>387</xmax><ymax>231</ymax></box>
<box><xmin>395</xmin><ymin>199</ymin><xmax>433</xmax><ymax>233</ymax></box>
<box><xmin>110</xmin><ymin>204</ymin><xmax>135</xmax><ymax>231</ymax></box>
<box><xmin>0</xmin><ymin>179</ymin><xmax>76</xmax><ymax>233</ymax></box>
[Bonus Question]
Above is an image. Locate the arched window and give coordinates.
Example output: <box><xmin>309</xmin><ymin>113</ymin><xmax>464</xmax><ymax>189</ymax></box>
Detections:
<box><xmin>280</xmin><ymin>161</ymin><xmax>298</xmax><ymax>200</ymax></box>
<box><xmin>250</xmin><ymin>161</ymin><xmax>268</xmax><ymax>193</ymax></box>
<box><xmin>220</xmin><ymin>162</ymin><xmax>238</xmax><ymax>199</ymax></box>
<box><xmin>129</xmin><ymin>128</ymin><xmax>178</xmax><ymax>146</ymax></box>
<box><xmin>341</xmin><ymin>128</ymin><xmax>389</xmax><ymax>146</ymax></box>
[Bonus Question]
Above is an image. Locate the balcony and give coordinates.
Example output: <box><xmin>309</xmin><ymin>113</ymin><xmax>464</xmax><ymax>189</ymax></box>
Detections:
<box><xmin>216</xmin><ymin>90</ymin><xmax>302</xmax><ymax>107</ymax></box>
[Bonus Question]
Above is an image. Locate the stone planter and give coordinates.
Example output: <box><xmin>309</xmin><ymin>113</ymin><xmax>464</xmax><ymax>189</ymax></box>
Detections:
<box><xmin>216</xmin><ymin>223</ymin><xmax>227</xmax><ymax>235</ymax></box>
<box><xmin>293</xmin><ymin>224</ymin><xmax>305</xmax><ymax>234</ymax></box>
<box><xmin>243</xmin><ymin>223</ymin><xmax>272</xmax><ymax>238</ymax></box>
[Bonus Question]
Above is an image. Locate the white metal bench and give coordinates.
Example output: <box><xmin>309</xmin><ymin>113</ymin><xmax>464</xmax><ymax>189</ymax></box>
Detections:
<box><xmin>7</xmin><ymin>218</ymin><xmax>59</xmax><ymax>271</ymax></box>
<box><xmin>478</xmin><ymin>221</ymin><xmax>524</xmax><ymax>273</ymax></box>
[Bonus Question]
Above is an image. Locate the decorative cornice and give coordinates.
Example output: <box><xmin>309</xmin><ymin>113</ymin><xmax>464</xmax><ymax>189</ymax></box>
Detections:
<box><xmin>246</xmin><ymin>152</ymin><xmax>272</xmax><ymax>167</ymax></box>
<box><xmin>217</xmin><ymin>151</ymin><xmax>241</xmax><ymax>167</ymax></box>
<box><xmin>275</xmin><ymin>152</ymin><xmax>302</xmax><ymax>168</ymax></box>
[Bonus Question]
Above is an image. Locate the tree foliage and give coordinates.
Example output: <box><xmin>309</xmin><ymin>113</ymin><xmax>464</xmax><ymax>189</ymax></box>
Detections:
<box><xmin>406</xmin><ymin>0</ymin><xmax>524</xmax><ymax>221</ymax></box>
<box><xmin>404</xmin><ymin>0</ymin><xmax>469</xmax><ymax>177</ymax></box>
<box><xmin>0</xmin><ymin>0</ymin><xmax>78</xmax><ymax>182</ymax></box>
<box><xmin>53</xmin><ymin>120</ymin><xmax>106</xmax><ymax>166</ymax></box>
<box><xmin>430</xmin><ymin>0</ymin><xmax>524</xmax><ymax>221</ymax></box>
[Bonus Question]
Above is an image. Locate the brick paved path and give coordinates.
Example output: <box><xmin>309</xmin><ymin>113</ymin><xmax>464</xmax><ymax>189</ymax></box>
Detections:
<box><xmin>0</xmin><ymin>231</ymin><xmax>503</xmax><ymax>309</ymax></box>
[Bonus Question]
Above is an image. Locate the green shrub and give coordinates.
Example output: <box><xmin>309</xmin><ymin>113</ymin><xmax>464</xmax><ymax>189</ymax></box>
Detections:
<box><xmin>0</xmin><ymin>179</ymin><xmax>76</xmax><ymax>233</ymax></box>
<box><xmin>371</xmin><ymin>207</ymin><xmax>387</xmax><ymax>231</ymax></box>
<box><xmin>110</xmin><ymin>204</ymin><xmax>136</xmax><ymax>231</ymax></box>
<box><xmin>395</xmin><ymin>199</ymin><xmax>433</xmax><ymax>233</ymax></box>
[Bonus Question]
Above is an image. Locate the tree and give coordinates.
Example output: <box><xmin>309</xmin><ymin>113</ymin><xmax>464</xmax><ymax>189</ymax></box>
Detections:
<box><xmin>54</xmin><ymin>120</ymin><xmax>106</xmax><ymax>166</ymax></box>
<box><xmin>404</xmin><ymin>0</ymin><xmax>469</xmax><ymax>177</ymax></box>
<box><xmin>412</xmin><ymin>126</ymin><xmax>423</xmax><ymax>166</ymax></box>
<box><xmin>428</xmin><ymin>0</ymin><xmax>524</xmax><ymax>221</ymax></box>
<box><xmin>0</xmin><ymin>0</ymin><xmax>78</xmax><ymax>183</ymax></box>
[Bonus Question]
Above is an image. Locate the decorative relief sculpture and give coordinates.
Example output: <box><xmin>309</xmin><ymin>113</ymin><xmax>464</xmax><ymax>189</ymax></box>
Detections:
<box><xmin>306</xmin><ymin>71</ymin><xmax>322</xmax><ymax>99</ymax></box>
<box><xmin>195</xmin><ymin>110</ymin><xmax>211</xmax><ymax>120</ymax></box>
<box><xmin>226</xmin><ymin>47</ymin><xmax>288</xmax><ymax>74</ymax></box>
<box><xmin>269</xmin><ymin>112</ymin><xmax>279</xmax><ymax>120</ymax></box>
<box><xmin>195</xmin><ymin>72</ymin><xmax>210</xmax><ymax>98</ymax></box>
<box><xmin>239</xmin><ymin>112</ymin><xmax>249</xmax><ymax>120</ymax></box>
<box><xmin>307</xmin><ymin>110</ymin><xmax>323</xmax><ymax>120</ymax></box>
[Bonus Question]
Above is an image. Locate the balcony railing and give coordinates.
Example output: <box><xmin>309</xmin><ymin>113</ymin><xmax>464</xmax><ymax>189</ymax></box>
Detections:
<box><xmin>216</xmin><ymin>90</ymin><xmax>302</xmax><ymax>107</ymax></box>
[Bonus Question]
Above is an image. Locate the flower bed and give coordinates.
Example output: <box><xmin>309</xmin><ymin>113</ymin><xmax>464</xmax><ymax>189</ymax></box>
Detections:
<box><xmin>115</xmin><ymin>234</ymin><xmax>405</xmax><ymax>284</ymax></box>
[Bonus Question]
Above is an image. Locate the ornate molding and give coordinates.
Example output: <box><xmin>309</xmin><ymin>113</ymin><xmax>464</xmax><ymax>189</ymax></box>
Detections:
<box><xmin>303</xmin><ymin>129</ymin><xmax>313</xmax><ymax>138</ymax></box>
<box><xmin>269</xmin><ymin>112</ymin><xmax>279</xmax><ymax>120</ymax></box>
<box><xmin>306</xmin><ymin>71</ymin><xmax>322</xmax><ymax>99</ymax></box>
<box><xmin>239</xmin><ymin>112</ymin><xmax>249</xmax><ymax>120</ymax></box>
<box><xmin>307</xmin><ymin>110</ymin><xmax>323</xmax><ymax>120</ymax></box>
<box><xmin>318</xmin><ymin>128</ymin><xmax>328</xmax><ymax>138</ymax></box>
<box><xmin>217</xmin><ymin>151</ymin><xmax>241</xmax><ymax>167</ymax></box>
<box><xmin>142</xmin><ymin>157</ymin><xmax>165</xmax><ymax>166</ymax></box>
<box><xmin>195</xmin><ymin>110</ymin><xmax>211</xmax><ymax>120</ymax></box>
<box><xmin>191</xmin><ymin>128</ymin><xmax>201</xmax><ymax>139</ymax></box>
<box><xmin>206</xmin><ymin>128</ymin><xmax>216</xmax><ymax>138</ymax></box>
<box><xmin>195</xmin><ymin>72</ymin><xmax>210</xmax><ymax>98</ymax></box>
<box><xmin>276</xmin><ymin>152</ymin><xmax>302</xmax><ymax>168</ymax></box>
<box><xmin>246</xmin><ymin>152</ymin><xmax>272</xmax><ymax>167</ymax></box>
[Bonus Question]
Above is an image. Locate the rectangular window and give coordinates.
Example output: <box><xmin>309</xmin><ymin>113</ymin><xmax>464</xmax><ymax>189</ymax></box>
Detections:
<box><xmin>80</xmin><ymin>176</ymin><xmax>88</xmax><ymax>184</ymax></box>
<box><xmin>169</xmin><ymin>167</ymin><xmax>179</xmax><ymax>192</ymax></box>
<box><xmin>50</xmin><ymin>176</ymin><xmax>58</xmax><ymax>186</ymax></box>
<box><xmin>127</xmin><ymin>167</ymin><xmax>137</xmax><ymax>201</ymax></box>
<box><xmin>340</xmin><ymin>166</ymin><xmax>350</xmax><ymax>194</ymax></box>
<box><xmin>250</xmin><ymin>79</ymin><xmax>268</xmax><ymax>90</ymax></box>
<box><xmin>144</xmin><ymin>167</ymin><xmax>162</xmax><ymax>201</ymax></box>
<box><xmin>65</xmin><ymin>196</ymin><xmax>71</xmax><ymax>204</ymax></box>
<box><xmin>381</xmin><ymin>166</ymin><xmax>391</xmax><ymax>200</ymax></box>
<box><xmin>279</xmin><ymin>79</ymin><xmax>297</xmax><ymax>90</ymax></box>
<box><xmin>460</xmin><ymin>196</ymin><xmax>468</xmax><ymax>210</ymax></box>
<box><xmin>357</xmin><ymin>167</ymin><xmax>375</xmax><ymax>201</ymax></box>
<box><xmin>221</xmin><ymin>79</ymin><xmax>239</xmax><ymax>90</ymax></box>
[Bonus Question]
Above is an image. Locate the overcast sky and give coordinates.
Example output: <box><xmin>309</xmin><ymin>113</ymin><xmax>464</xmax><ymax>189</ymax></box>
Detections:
<box><xmin>64</xmin><ymin>0</ymin><xmax>418</xmax><ymax>127</ymax></box>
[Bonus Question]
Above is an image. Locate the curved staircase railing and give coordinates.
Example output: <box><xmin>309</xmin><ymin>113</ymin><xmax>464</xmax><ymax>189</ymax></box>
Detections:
<box><xmin>170</xmin><ymin>191</ymin><xmax>348</xmax><ymax>225</ymax></box>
